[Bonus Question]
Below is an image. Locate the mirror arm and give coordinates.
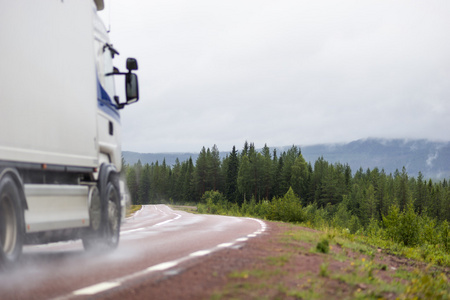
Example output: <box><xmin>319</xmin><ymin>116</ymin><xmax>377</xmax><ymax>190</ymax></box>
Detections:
<box><xmin>105</xmin><ymin>71</ymin><xmax>128</xmax><ymax>77</ymax></box>
<box><xmin>113</xmin><ymin>96</ymin><xmax>125</xmax><ymax>110</ymax></box>
<box><xmin>103</xmin><ymin>43</ymin><xmax>120</xmax><ymax>58</ymax></box>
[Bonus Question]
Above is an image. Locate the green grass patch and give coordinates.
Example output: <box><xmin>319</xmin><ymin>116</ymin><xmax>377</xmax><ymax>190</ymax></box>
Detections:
<box><xmin>170</xmin><ymin>204</ymin><xmax>197</xmax><ymax>213</ymax></box>
<box><xmin>316</xmin><ymin>239</ymin><xmax>330</xmax><ymax>254</ymax></box>
<box><xmin>266</xmin><ymin>254</ymin><xmax>291</xmax><ymax>266</ymax></box>
<box><xmin>283</xmin><ymin>228</ymin><xmax>318</xmax><ymax>243</ymax></box>
<box><xmin>126</xmin><ymin>205</ymin><xmax>142</xmax><ymax>217</ymax></box>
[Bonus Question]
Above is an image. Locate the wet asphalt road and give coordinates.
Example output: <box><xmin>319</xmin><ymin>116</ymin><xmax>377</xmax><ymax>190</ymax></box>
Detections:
<box><xmin>0</xmin><ymin>205</ymin><xmax>265</xmax><ymax>300</ymax></box>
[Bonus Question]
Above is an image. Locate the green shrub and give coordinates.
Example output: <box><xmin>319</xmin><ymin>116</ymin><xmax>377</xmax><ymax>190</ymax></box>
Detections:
<box><xmin>401</xmin><ymin>269</ymin><xmax>449</xmax><ymax>299</ymax></box>
<box><xmin>399</xmin><ymin>203</ymin><xmax>420</xmax><ymax>246</ymax></box>
<box><xmin>440</xmin><ymin>220</ymin><xmax>450</xmax><ymax>251</ymax></box>
<box><xmin>316</xmin><ymin>238</ymin><xmax>330</xmax><ymax>254</ymax></box>
<box><xmin>268</xmin><ymin>187</ymin><xmax>305</xmax><ymax>223</ymax></box>
<box><xmin>200</xmin><ymin>190</ymin><xmax>228</xmax><ymax>215</ymax></box>
<box><xmin>348</xmin><ymin>215</ymin><xmax>361</xmax><ymax>234</ymax></box>
<box><xmin>420</xmin><ymin>215</ymin><xmax>438</xmax><ymax>245</ymax></box>
<box><xmin>331</xmin><ymin>201</ymin><xmax>351</xmax><ymax>229</ymax></box>
<box><xmin>382</xmin><ymin>205</ymin><xmax>401</xmax><ymax>242</ymax></box>
<box><xmin>303</xmin><ymin>202</ymin><xmax>328</xmax><ymax>228</ymax></box>
<box><xmin>366</xmin><ymin>217</ymin><xmax>381</xmax><ymax>238</ymax></box>
<box><xmin>319</xmin><ymin>262</ymin><xmax>329</xmax><ymax>277</ymax></box>
<box><xmin>383</xmin><ymin>203</ymin><xmax>420</xmax><ymax>247</ymax></box>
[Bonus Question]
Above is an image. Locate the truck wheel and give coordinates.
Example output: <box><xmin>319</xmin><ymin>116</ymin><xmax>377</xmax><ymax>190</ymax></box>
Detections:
<box><xmin>103</xmin><ymin>181</ymin><xmax>120</xmax><ymax>249</ymax></box>
<box><xmin>83</xmin><ymin>180</ymin><xmax>120</xmax><ymax>251</ymax></box>
<box><xmin>0</xmin><ymin>175</ymin><xmax>24</xmax><ymax>269</ymax></box>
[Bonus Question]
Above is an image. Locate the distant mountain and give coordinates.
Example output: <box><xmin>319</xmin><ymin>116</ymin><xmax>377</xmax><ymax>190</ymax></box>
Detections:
<box><xmin>123</xmin><ymin>138</ymin><xmax>450</xmax><ymax>179</ymax></box>
<box><xmin>299</xmin><ymin>139</ymin><xmax>450</xmax><ymax>179</ymax></box>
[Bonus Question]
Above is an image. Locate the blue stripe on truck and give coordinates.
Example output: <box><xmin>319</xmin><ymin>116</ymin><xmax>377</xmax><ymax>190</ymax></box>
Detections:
<box><xmin>97</xmin><ymin>79</ymin><xmax>120</xmax><ymax>122</ymax></box>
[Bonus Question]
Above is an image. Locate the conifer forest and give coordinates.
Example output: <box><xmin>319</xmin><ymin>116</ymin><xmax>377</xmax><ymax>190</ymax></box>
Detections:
<box><xmin>124</xmin><ymin>142</ymin><xmax>450</xmax><ymax>265</ymax></box>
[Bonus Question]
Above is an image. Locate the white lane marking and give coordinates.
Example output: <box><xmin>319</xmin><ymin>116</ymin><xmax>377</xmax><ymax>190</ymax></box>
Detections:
<box><xmin>121</xmin><ymin>228</ymin><xmax>145</xmax><ymax>235</ymax></box>
<box><xmin>189</xmin><ymin>250</ymin><xmax>211</xmax><ymax>257</ymax></box>
<box><xmin>121</xmin><ymin>211</ymin><xmax>182</xmax><ymax>233</ymax></box>
<box><xmin>125</xmin><ymin>205</ymin><xmax>144</xmax><ymax>220</ymax></box>
<box><xmin>217</xmin><ymin>243</ymin><xmax>234</xmax><ymax>248</ymax></box>
<box><xmin>154</xmin><ymin>212</ymin><xmax>181</xmax><ymax>227</ymax></box>
<box><xmin>146</xmin><ymin>261</ymin><xmax>178</xmax><ymax>272</ymax></box>
<box><xmin>153</xmin><ymin>219</ymin><xmax>174</xmax><ymax>227</ymax></box>
<box><xmin>236</xmin><ymin>237</ymin><xmax>248</xmax><ymax>242</ymax></box>
<box><xmin>73</xmin><ymin>282</ymin><xmax>120</xmax><ymax>295</ymax></box>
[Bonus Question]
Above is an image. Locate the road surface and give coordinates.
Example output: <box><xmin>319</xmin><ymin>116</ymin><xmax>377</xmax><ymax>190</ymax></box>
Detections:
<box><xmin>0</xmin><ymin>205</ymin><xmax>266</xmax><ymax>299</ymax></box>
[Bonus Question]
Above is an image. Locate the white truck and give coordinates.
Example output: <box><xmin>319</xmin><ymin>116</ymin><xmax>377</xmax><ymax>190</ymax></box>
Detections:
<box><xmin>0</xmin><ymin>0</ymin><xmax>139</xmax><ymax>268</ymax></box>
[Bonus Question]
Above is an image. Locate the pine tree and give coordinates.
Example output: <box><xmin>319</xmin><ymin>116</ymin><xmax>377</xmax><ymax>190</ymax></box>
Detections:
<box><xmin>195</xmin><ymin>147</ymin><xmax>208</xmax><ymax>197</ymax></box>
<box><xmin>126</xmin><ymin>166</ymin><xmax>139</xmax><ymax>204</ymax></box>
<box><xmin>241</xmin><ymin>141</ymin><xmax>249</xmax><ymax>157</ymax></box>
<box><xmin>311</xmin><ymin>157</ymin><xmax>329</xmax><ymax>204</ymax></box>
<box><xmin>279</xmin><ymin>145</ymin><xmax>300</xmax><ymax>193</ymax></box>
<box><xmin>260</xmin><ymin>144</ymin><xmax>273</xmax><ymax>199</ymax></box>
<box><xmin>291</xmin><ymin>153</ymin><xmax>309</xmax><ymax>202</ymax></box>
<box><xmin>182</xmin><ymin>158</ymin><xmax>195</xmax><ymax>202</ymax></box>
<box><xmin>171</xmin><ymin>158</ymin><xmax>183</xmax><ymax>202</ymax></box>
<box><xmin>237</xmin><ymin>154</ymin><xmax>252</xmax><ymax>204</ymax></box>
<box><xmin>210</xmin><ymin>144</ymin><xmax>221</xmax><ymax>191</ymax></box>
<box><xmin>225</xmin><ymin>146</ymin><xmax>239</xmax><ymax>202</ymax></box>
<box><xmin>271</xmin><ymin>150</ymin><xmax>283</xmax><ymax>198</ymax></box>
<box><xmin>414</xmin><ymin>171</ymin><xmax>427</xmax><ymax>214</ymax></box>
<box><xmin>360</xmin><ymin>184</ymin><xmax>377</xmax><ymax>227</ymax></box>
<box><xmin>135</xmin><ymin>159</ymin><xmax>143</xmax><ymax>184</ymax></box>
<box><xmin>395</xmin><ymin>167</ymin><xmax>411</xmax><ymax>211</ymax></box>
<box><xmin>248</xmin><ymin>143</ymin><xmax>261</xmax><ymax>200</ymax></box>
<box><xmin>139</xmin><ymin>164</ymin><xmax>151</xmax><ymax>204</ymax></box>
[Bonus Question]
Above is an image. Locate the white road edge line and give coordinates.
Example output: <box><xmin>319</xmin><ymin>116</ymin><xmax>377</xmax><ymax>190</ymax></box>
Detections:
<box><xmin>189</xmin><ymin>250</ymin><xmax>211</xmax><ymax>257</ymax></box>
<box><xmin>146</xmin><ymin>261</ymin><xmax>179</xmax><ymax>272</ymax></box>
<box><xmin>73</xmin><ymin>282</ymin><xmax>121</xmax><ymax>296</ymax></box>
<box><xmin>122</xmin><ymin>212</ymin><xmax>182</xmax><ymax>234</ymax></box>
<box><xmin>217</xmin><ymin>242</ymin><xmax>234</xmax><ymax>248</ymax></box>
<box><xmin>236</xmin><ymin>237</ymin><xmax>248</xmax><ymax>242</ymax></box>
<box><xmin>55</xmin><ymin>217</ymin><xmax>266</xmax><ymax>300</ymax></box>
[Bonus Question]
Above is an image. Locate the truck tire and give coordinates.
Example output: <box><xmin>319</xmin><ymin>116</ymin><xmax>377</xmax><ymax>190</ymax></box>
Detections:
<box><xmin>103</xmin><ymin>181</ymin><xmax>120</xmax><ymax>249</ymax></box>
<box><xmin>83</xmin><ymin>174</ymin><xmax>120</xmax><ymax>251</ymax></box>
<box><xmin>0</xmin><ymin>174</ymin><xmax>24</xmax><ymax>269</ymax></box>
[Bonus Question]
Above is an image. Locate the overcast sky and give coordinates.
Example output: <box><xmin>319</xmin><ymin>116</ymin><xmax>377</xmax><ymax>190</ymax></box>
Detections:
<box><xmin>100</xmin><ymin>0</ymin><xmax>450</xmax><ymax>153</ymax></box>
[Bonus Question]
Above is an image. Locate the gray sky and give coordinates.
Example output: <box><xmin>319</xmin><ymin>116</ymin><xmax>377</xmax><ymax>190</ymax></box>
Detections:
<box><xmin>101</xmin><ymin>0</ymin><xmax>450</xmax><ymax>153</ymax></box>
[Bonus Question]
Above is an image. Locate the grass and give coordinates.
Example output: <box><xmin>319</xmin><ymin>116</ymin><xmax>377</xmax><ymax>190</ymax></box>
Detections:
<box><xmin>169</xmin><ymin>204</ymin><xmax>198</xmax><ymax>213</ymax></box>
<box><xmin>266</xmin><ymin>254</ymin><xmax>291</xmax><ymax>267</ymax></box>
<box><xmin>126</xmin><ymin>204</ymin><xmax>142</xmax><ymax>217</ymax></box>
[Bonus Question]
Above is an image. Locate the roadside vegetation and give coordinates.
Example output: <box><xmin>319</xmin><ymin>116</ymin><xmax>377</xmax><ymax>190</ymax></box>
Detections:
<box><xmin>123</xmin><ymin>142</ymin><xmax>450</xmax><ymax>298</ymax></box>
<box><xmin>211</xmin><ymin>222</ymin><xmax>450</xmax><ymax>299</ymax></box>
<box><xmin>197</xmin><ymin>188</ymin><xmax>450</xmax><ymax>268</ymax></box>
<box><xmin>126</xmin><ymin>204</ymin><xmax>142</xmax><ymax>217</ymax></box>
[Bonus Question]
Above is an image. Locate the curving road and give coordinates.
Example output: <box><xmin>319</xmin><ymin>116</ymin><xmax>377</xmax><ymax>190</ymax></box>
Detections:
<box><xmin>0</xmin><ymin>205</ymin><xmax>266</xmax><ymax>299</ymax></box>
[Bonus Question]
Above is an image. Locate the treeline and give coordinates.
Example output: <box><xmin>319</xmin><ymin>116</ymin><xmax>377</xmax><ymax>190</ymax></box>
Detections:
<box><xmin>124</xmin><ymin>142</ymin><xmax>450</xmax><ymax>225</ymax></box>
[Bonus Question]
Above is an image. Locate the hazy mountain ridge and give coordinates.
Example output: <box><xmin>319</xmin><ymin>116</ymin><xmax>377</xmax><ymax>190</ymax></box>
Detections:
<box><xmin>123</xmin><ymin>138</ymin><xmax>450</xmax><ymax>179</ymax></box>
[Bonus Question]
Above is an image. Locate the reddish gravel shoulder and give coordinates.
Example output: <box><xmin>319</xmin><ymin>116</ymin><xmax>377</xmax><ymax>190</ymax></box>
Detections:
<box><xmin>106</xmin><ymin>221</ymin><xmax>449</xmax><ymax>300</ymax></box>
<box><xmin>106</xmin><ymin>220</ymin><xmax>283</xmax><ymax>300</ymax></box>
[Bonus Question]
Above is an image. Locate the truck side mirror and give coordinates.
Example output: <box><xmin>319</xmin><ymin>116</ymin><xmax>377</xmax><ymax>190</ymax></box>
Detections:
<box><xmin>125</xmin><ymin>73</ymin><xmax>139</xmax><ymax>103</ymax></box>
<box><xmin>107</xmin><ymin>57</ymin><xmax>139</xmax><ymax>107</ymax></box>
<box><xmin>126</xmin><ymin>58</ymin><xmax>138</xmax><ymax>71</ymax></box>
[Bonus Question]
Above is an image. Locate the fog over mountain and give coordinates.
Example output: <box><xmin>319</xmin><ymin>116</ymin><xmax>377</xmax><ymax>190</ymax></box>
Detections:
<box><xmin>123</xmin><ymin>138</ymin><xmax>450</xmax><ymax>179</ymax></box>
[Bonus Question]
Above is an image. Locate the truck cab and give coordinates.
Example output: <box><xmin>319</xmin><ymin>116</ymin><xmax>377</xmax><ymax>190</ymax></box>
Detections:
<box><xmin>0</xmin><ymin>0</ymin><xmax>139</xmax><ymax>268</ymax></box>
